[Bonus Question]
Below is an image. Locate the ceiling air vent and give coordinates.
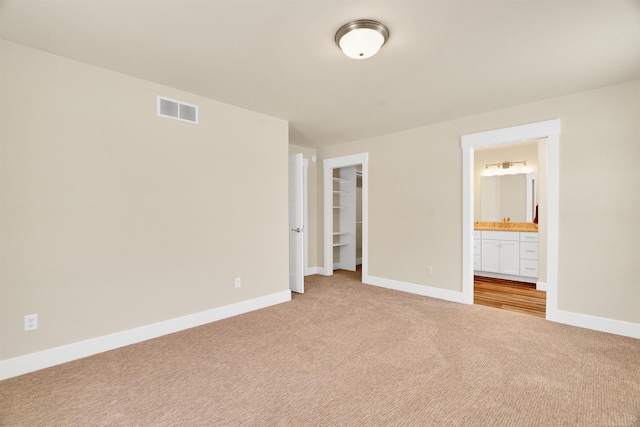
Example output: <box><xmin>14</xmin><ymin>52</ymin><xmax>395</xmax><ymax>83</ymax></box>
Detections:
<box><xmin>157</xmin><ymin>96</ymin><xmax>198</xmax><ymax>124</ymax></box>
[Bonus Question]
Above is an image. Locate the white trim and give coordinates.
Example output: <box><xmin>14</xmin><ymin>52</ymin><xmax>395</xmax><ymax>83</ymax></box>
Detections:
<box><xmin>333</xmin><ymin>260</ymin><xmax>362</xmax><ymax>269</ymax></box>
<box><xmin>302</xmin><ymin>158</ymin><xmax>309</xmax><ymax>277</ymax></box>
<box><xmin>551</xmin><ymin>310</ymin><xmax>640</xmax><ymax>339</ymax></box>
<box><xmin>461</xmin><ymin>145</ymin><xmax>474</xmax><ymax>304</ymax></box>
<box><xmin>461</xmin><ymin>120</ymin><xmax>560</xmax><ymax>149</ymax></box>
<box><xmin>305</xmin><ymin>266</ymin><xmax>325</xmax><ymax>276</ymax></box>
<box><xmin>536</xmin><ymin>281</ymin><xmax>547</xmax><ymax>291</ymax></box>
<box><xmin>546</xmin><ymin>131</ymin><xmax>560</xmax><ymax>316</ymax></box>
<box><xmin>0</xmin><ymin>291</ymin><xmax>291</xmax><ymax>381</ymax></box>
<box><xmin>461</xmin><ymin>120</ymin><xmax>560</xmax><ymax>318</ymax></box>
<box><xmin>364</xmin><ymin>275</ymin><xmax>464</xmax><ymax>303</ymax></box>
<box><xmin>324</xmin><ymin>153</ymin><xmax>369</xmax><ymax>169</ymax></box>
<box><xmin>323</xmin><ymin>153</ymin><xmax>368</xmax><ymax>278</ymax></box>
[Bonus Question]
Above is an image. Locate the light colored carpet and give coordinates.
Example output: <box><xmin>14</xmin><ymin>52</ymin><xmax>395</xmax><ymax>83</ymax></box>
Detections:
<box><xmin>2</xmin><ymin>270</ymin><xmax>639</xmax><ymax>426</ymax></box>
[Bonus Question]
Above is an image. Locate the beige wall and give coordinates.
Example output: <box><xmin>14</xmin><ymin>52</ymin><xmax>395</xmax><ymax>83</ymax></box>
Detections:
<box><xmin>0</xmin><ymin>41</ymin><xmax>289</xmax><ymax>361</ymax></box>
<box><xmin>316</xmin><ymin>78</ymin><xmax>640</xmax><ymax>325</ymax></box>
<box><xmin>4</xmin><ymin>40</ymin><xmax>637</xmax><ymax>364</ymax></box>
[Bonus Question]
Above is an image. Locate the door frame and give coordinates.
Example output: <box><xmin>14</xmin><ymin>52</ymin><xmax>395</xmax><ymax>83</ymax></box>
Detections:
<box><xmin>461</xmin><ymin>119</ymin><xmax>560</xmax><ymax>320</ymax></box>
<box><xmin>323</xmin><ymin>153</ymin><xmax>368</xmax><ymax>278</ymax></box>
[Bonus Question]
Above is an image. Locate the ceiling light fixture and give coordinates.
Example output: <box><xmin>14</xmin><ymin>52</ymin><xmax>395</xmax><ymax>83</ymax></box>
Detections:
<box><xmin>335</xmin><ymin>19</ymin><xmax>389</xmax><ymax>59</ymax></box>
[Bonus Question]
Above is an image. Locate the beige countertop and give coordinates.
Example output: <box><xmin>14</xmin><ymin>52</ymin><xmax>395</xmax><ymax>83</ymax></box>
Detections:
<box><xmin>474</xmin><ymin>221</ymin><xmax>538</xmax><ymax>232</ymax></box>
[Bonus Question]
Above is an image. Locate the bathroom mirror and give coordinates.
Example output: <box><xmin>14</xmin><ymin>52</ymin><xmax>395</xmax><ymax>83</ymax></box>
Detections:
<box><xmin>480</xmin><ymin>172</ymin><xmax>536</xmax><ymax>222</ymax></box>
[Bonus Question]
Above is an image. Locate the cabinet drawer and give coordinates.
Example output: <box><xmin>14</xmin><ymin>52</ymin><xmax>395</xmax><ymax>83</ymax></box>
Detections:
<box><xmin>474</xmin><ymin>254</ymin><xmax>482</xmax><ymax>270</ymax></box>
<box><xmin>520</xmin><ymin>259</ymin><xmax>538</xmax><ymax>277</ymax></box>
<box><xmin>482</xmin><ymin>230</ymin><xmax>519</xmax><ymax>241</ymax></box>
<box><xmin>520</xmin><ymin>242</ymin><xmax>538</xmax><ymax>260</ymax></box>
<box><xmin>474</xmin><ymin>239</ymin><xmax>482</xmax><ymax>255</ymax></box>
<box><xmin>520</xmin><ymin>232</ymin><xmax>539</xmax><ymax>242</ymax></box>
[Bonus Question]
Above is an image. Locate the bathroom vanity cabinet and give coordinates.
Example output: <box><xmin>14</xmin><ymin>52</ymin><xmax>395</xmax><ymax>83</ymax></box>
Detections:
<box><xmin>481</xmin><ymin>231</ymin><xmax>520</xmax><ymax>275</ymax></box>
<box><xmin>474</xmin><ymin>230</ymin><xmax>538</xmax><ymax>283</ymax></box>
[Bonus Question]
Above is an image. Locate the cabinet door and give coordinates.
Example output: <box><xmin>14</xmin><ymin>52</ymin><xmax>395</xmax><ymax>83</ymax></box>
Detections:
<box><xmin>499</xmin><ymin>240</ymin><xmax>520</xmax><ymax>275</ymax></box>
<box><xmin>481</xmin><ymin>240</ymin><xmax>500</xmax><ymax>273</ymax></box>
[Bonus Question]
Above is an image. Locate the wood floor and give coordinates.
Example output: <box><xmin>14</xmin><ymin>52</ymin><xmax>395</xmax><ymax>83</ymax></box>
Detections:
<box><xmin>474</xmin><ymin>276</ymin><xmax>546</xmax><ymax>318</ymax></box>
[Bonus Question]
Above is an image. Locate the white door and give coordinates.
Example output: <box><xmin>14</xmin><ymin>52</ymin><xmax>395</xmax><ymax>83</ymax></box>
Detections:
<box><xmin>481</xmin><ymin>240</ymin><xmax>500</xmax><ymax>273</ymax></box>
<box><xmin>288</xmin><ymin>154</ymin><xmax>304</xmax><ymax>293</ymax></box>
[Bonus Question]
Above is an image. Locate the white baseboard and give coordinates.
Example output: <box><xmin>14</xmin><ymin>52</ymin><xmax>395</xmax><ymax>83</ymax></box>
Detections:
<box><xmin>364</xmin><ymin>275</ymin><xmax>639</xmax><ymax>340</ymax></box>
<box><xmin>305</xmin><ymin>266</ymin><xmax>325</xmax><ymax>276</ymax></box>
<box><xmin>547</xmin><ymin>308</ymin><xmax>640</xmax><ymax>339</ymax></box>
<box><xmin>0</xmin><ymin>290</ymin><xmax>291</xmax><ymax>381</ymax></box>
<box><xmin>363</xmin><ymin>275</ymin><xmax>464</xmax><ymax>303</ymax></box>
<box><xmin>536</xmin><ymin>281</ymin><xmax>547</xmax><ymax>291</ymax></box>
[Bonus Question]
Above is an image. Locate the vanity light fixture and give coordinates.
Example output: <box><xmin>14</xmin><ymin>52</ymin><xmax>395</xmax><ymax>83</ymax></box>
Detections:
<box><xmin>484</xmin><ymin>161</ymin><xmax>528</xmax><ymax>176</ymax></box>
<box><xmin>335</xmin><ymin>19</ymin><xmax>389</xmax><ymax>59</ymax></box>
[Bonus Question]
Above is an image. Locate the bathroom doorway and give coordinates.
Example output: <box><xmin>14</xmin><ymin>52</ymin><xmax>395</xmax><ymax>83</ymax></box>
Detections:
<box><xmin>471</xmin><ymin>141</ymin><xmax>547</xmax><ymax>318</ymax></box>
<box><xmin>461</xmin><ymin>120</ymin><xmax>561</xmax><ymax>321</ymax></box>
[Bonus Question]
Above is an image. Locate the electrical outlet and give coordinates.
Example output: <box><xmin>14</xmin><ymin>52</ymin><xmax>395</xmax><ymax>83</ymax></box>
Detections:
<box><xmin>426</xmin><ymin>266</ymin><xmax>433</xmax><ymax>275</ymax></box>
<box><xmin>234</xmin><ymin>277</ymin><xmax>241</xmax><ymax>288</ymax></box>
<box><xmin>24</xmin><ymin>314</ymin><xmax>38</xmax><ymax>331</ymax></box>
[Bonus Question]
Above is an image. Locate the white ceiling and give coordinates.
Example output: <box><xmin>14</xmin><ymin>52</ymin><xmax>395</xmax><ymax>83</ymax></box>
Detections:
<box><xmin>2</xmin><ymin>0</ymin><xmax>640</xmax><ymax>148</ymax></box>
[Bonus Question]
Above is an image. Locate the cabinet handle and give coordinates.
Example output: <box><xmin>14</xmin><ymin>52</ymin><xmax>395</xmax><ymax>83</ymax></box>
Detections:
<box><xmin>525</xmin><ymin>267</ymin><xmax>535</xmax><ymax>270</ymax></box>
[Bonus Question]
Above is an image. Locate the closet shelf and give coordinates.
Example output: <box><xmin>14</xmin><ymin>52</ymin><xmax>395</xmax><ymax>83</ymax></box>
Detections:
<box><xmin>332</xmin><ymin>177</ymin><xmax>348</xmax><ymax>182</ymax></box>
<box><xmin>332</xmin><ymin>242</ymin><xmax>349</xmax><ymax>247</ymax></box>
<box><xmin>333</xmin><ymin>232</ymin><xmax>349</xmax><ymax>236</ymax></box>
<box><xmin>333</xmin><ymin>206</ymin><xmax>348</xmax><ymax>209</ymax></box>
<box><xmin>333</xmin><ymin>190</ymin><xmax>349</xmax><ymax>194</ymax></box>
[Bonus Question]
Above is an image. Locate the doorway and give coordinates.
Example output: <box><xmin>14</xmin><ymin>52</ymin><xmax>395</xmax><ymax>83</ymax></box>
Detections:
<box><xmin>472</xmin><ymin>140</ymin><xmax>547</xmax><ymax>318</ymax></box>
<box><xmin>461</xmin><ymin>120</ymin><xmax>560</xmax><ymax>321</ymax></box>
<box><xmin>323</xmin><ymin>153</ymin><xmax>369</xmax><ymax>279</ymax></box>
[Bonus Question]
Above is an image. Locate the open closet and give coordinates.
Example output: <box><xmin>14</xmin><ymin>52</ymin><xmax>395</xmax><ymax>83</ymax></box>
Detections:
<box><xmin>332</xmin><ymin>166</ymin><xmax>362</xmax><ymax>271</ymax></box>
<box><xmin>323</xmin><ymin>153</ymin><xmax>368</xmax><ymax>277</ymax></box>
